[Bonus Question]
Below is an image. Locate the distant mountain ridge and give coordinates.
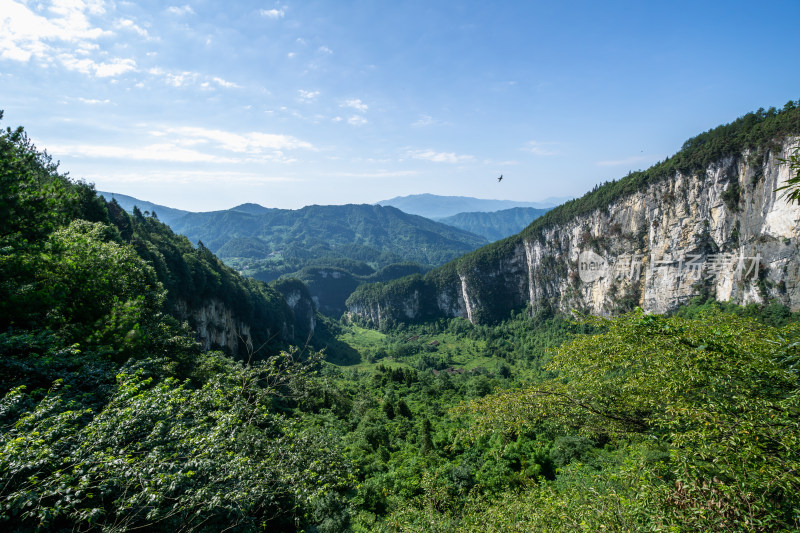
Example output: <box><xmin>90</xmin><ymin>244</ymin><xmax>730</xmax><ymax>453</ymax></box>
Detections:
<box><xmin>438</xmin><ymin>207</ymin><xmax>552</xmax><ymax>242</ymax></box>
<box><xmin>167</xmin><ymin>203</ymin><xmax>487</xmax><ymax>266</ymax></box>
<box><xmin>96</xmin><ymin>192</ymin><xmax>491</xmax><ymax>315</ymax></box>
<box><xmin>97</xmin><ymin>191</ymin><xmax>190</xmax><ymax>225</ymax></box>
<box><xmin>377</xmin><ymin>193</ymin><xmax>568</xmax><ymax>219</ymax></box>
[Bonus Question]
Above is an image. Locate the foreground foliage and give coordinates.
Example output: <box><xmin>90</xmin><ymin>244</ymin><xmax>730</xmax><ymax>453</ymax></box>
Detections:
<box><xmin>1</xmin><ymin>354</ymin><xmax>352</xmax><ymax>531</ymax></box>
<box><xmin>455</xmin><ymin>311</ymin><xmax>800</xmax><ymax>531</ymax></box>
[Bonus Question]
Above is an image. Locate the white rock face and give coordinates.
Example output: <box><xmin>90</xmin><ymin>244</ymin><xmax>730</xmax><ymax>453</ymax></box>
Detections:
<box><xmin>175</xmin><ymin>298</ymin><xmax>255</xmax><ymax>353</ymax></box>
<box><xmin>349</xmin><ymin>139</ymin><xmax>800</xmax><ymax>326</ymax></box>
<box><xmin>485</xmin><ymin>140</ymin><xmax>800</xmax><ymax>319</ymax></box>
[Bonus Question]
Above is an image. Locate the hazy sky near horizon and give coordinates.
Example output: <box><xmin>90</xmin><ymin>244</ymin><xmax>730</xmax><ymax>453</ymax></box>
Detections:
<box><xmin>1</xmin><ymin>0</ymin><xmax>799</xmax><ymax>211</ymax></box>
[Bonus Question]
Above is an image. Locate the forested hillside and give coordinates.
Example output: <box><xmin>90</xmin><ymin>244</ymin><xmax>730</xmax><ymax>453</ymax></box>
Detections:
<box><xmin>0</xmin><ymin>118</ymin><xmax>304</xmax><ymax>358</ymax></box>
<box><xmin>151</xmin><ymin>200</ymin><xmax>487</xmax><ymax>317</ymax></box>
<box><xmin>167</xmin><ymin>202</ymin><xmax>486</xmax><ymax>270</ymax></box>
<box><xmin>437</xmin><ymin>206</ymin><xmax>551</xmax><ymax>241</ymax></box>
<box><xmin>2</xmin><ymin>112</ymin><xmax>800</xmax><ymax>531</ymax></box>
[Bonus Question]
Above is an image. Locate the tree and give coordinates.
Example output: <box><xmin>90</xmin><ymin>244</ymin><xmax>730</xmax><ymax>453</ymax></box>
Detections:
<box><xmin>777</xmin><ymin>145</ymin><xmax>800</xmax><ymax>205</ymax></box>
<box><xmin>0</xmin><ymin>353</ymin><xmax>354</xmax><ymax>531</ymax></box>
<box><xmin>458</xmin><ymin>310</ymin><xmax>800</xmax><ymax>531</ymax></box>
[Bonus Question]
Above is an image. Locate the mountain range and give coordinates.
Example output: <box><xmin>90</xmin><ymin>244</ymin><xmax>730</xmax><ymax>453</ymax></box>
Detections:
<box><xmin>437</xmin><ymin>206</ymin><xmax>551</xmax><ymax>241</ymax></box>
<box><xmin>96</xmin><ymin>192</ymin><xmax>557</xmax><ymax>313</ymax></box>
<box><xmin>377</xmin><ymin>193</ymin><xmax>568</xmax><ymax>219</ymax></box>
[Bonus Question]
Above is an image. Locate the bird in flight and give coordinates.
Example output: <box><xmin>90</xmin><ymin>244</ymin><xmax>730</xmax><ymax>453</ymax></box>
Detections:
<box><xmin>497</xmin><ymin>174</ymin><xmax>503</xmax><ymax>182</ymax></box>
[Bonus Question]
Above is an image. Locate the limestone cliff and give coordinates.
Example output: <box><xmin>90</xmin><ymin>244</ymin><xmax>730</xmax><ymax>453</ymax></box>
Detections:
<box><xmin>347</xmin><ymin>107</ymin><xmax>800</xmax><ymax>327</ymax></box>
<box><xmin>175</xmin><ymin>298</ymin><xmax>260</xmax><ymax>353</ymax></box>
<box><xmin>174</xmin><ymin>286</ymin><xmax>316</xmax><ymax>355</ymax></box>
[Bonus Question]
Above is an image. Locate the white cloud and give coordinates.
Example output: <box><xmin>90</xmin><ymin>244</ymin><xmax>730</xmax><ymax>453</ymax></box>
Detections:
<box><xmin>167</xmin><ymin>5</ymin><xmax>195</xmax><ymax>15</ymax></box>
<box><xmin>523</xmin><ymin>141</ymin><xmax>559</xmax><ymax>156</ymax></box>
<box><xmin>147</xmin><ymin>68</ymin><xmax>240</xmax><ymax>90</ymax></box>
<box><xmin>59</xmin><ymin>55</ymin><xmax>136</xmax><ymax>77</ymax></box>
<box><xmin>75</xmin><ymin>97</ymin><xmax>111</xmax><ymax>104</ymax></box>
<box><xmin>260</xmin><ymin>8</ymin><xmax>284</xmax><ymax>19</ymax></box>
<box><xmin>347</xmin><ymin>115</ymin><xmax>368</xmax><ymax>126</ymax></box>
<box><xmin>160</xmin><ymin>126</ymin><xmax>315</xmax><ymax>153</ymax></box>
<box><xmin>46</xmin><ymin>125</ymin><xmax>315</xmax><ymax>166</ymax></box>
<box><xmin>287</xmin><ymin>51</ymin><xmax>296</xmax><ymax>58</ymax></box>
<box><xmin>164</xmin><ymin>70</ymin><xmax>197</xmax><ymax>87</ymax></box>
<box><xmin>318</xmin><ymin>45</ymin><xmax>333</xmax><ymax>54</ymax></box>
<box><xmin>341</xmin><ymin>98</ymin><xmax>368</xmax><ymax>112</ymax></box>
<box><xmin>47</xmin><ymin>142</ymin><xmax>237</xmax><ymax>163</ymax></box>
<box><xmin>329</xmin><ymin>170</ymin><xmax>419</xmax><ymax>179</ymax></box>
<box><xmin>298</xmin><ymin>89</ymin><xmax>320</xmax><ymax>102</ymax></box>
<box><xmin>212</xmin><ymin>76</ymin><xmax>239</xmax><ymax>88</ymax></box>
<box><xmin>412</xmin><ymin>114</ymin><xmax>435</xmax><ymax>127</ymax></box>
<box><xmin>86</xmin><ymin>169</ymin><xmax>301</xmax><ymax>185</ymax></box>
<box><xmin>116</xmin><ymin>18</ymin><xmax>149</xmax><ymax>38</ymax></box>
<box><xmin>0</xmin><ymin>0</ymin><xmax>144</xmax><ymax>78</ymax></box>
<box><xmin>408</xmin><ymin>149</ymin><xmax>474</xmax><ymax>164</ymax></box>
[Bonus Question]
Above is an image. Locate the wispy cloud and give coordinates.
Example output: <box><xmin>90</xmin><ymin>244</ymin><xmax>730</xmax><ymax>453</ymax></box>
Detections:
<box><xmin>167</xmin><ymin>5</ymin><xmax>195</xmax><ymax>16</ymax></box>
<box><xmin>47</xmin><ymin>124</ymin><xmax>315</xmax><ymax>165</ymax></box>
<box><xmin>211</xmin><ymin>76</ymin><xmax>240</xmax><ymax>89</ymax></box>
<box><xmin>260</xmin><ymin>8</ymin><xmax>284</xmax><ymax>19</ymax></box>
<box><xmin>88</xmin><ymin>170</ymin><xmax>302</xmax><ymax>185</ymax></box>
<box><xmin>47</xmin><ymin>142</ymin><xmax>237</xmax><ymax>163</ymax></box>
<box><xmin>328</xmin><ymin>170</ymin><xmax>419</xmax><ymax>179</ymax></box>
<box><xmin>298</xmin><ymin>89</ymin><xmax>320</xmax><ymax>102</ymax></box>
<box><xmin>341</xmin><ymin>98</ymin><xmax>368</xmax><ymax>112</ymax></box>
<box><xmin>596</xmin><ymin>155</ymin><xmax>651</xmax><ymax>167</ymax></box>
<box><xmin>147</xmin><ymin>68</ymin><xmax>238</xmax><ymax>90</ymax></box>
<box><xmin>159</xmin><ymin>126</ymin><xmax>315</xmax><ymax>153</ymax></box>
<box><xmin>347</xmin><ymin>116</ymin><xmax>368</xmax><ymax>126</ymax></box>
<box><xmin>115</xmin><ymin>18</ymin><xmax>150</xmax><ymax>38</ymax></box>
<box><xmin>412</xmin><ymin>114</ymin><xmax>436</xmax><ymax>127</ymax></box>
<box><xmin>522</xmin><ymin>141</ymin><xmax>559</xmax><ymax>156</ymax></box>
<box><xmin>148</xmin><ymin>68</ymin><xmax>197</xmax><ymax>87</ymax></box>
<box><xmin>317</xmin><ymin>45</ymin><xmax>333</xmax><ymax>54</ymax></box>
<box><xmin>0</xmin><ymin>0</ymin><xmax>140</xmax><ymax>78</ymax></box>
<box><xmin>75</xmin><ymin>97</ymin><xmax>111</xmax><ymax>104</ymax></box>
<box><xmin>60</xmin><ymin>55</ymin><xmax>136</xmax><ymax>77</ymax></box>
<box><xmin>408</xmin><ymin>149</ymin><xmax>474</xmax><ymax>164</ymax></box>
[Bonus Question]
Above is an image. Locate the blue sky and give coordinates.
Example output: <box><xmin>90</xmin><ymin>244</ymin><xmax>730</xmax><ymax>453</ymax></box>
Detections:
<box><xmin>1</xmin><ymin>0</ymin><xmax>799</xmax><ymax>211</ymax></box>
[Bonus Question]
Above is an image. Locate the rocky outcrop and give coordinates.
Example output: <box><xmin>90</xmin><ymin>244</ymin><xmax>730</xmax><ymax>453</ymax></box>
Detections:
<box><xmin>523</xmin><ymin>144</ymin><xmax>800</xmax><ymax>316</ymax></box>
<box><xmin>174</xmin><ymin>288</ymin><xmax>316</xmax><ymax>355</ymax></box>
<box><xmin>270</xmin><ymin>277</ymin><xmax>317</xmax><ymax>341</ymax></box>
<box><xmin>347</xmin><ymin>137</ymin><xmax>800</xmax><ymax>327</ymax></box>
<box><xmin>175</xmin><ymin>298</ymin><xmax>259</xmax><ymax>353</ymax></box>
<box><xmin>282</xmin><ymin>287</ymin><xmax>316</xmax><ymax>338</ymax></box>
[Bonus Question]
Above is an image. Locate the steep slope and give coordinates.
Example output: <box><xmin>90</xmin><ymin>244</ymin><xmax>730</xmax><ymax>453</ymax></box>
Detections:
<box><xmin>2</xmin><ymin>131</ymin><xmax>312</xmax><ymax>358</ymax></box>
<box><xmin>348</xmin><ymin>103</ymin><xmax>800</xmax><ymax>327</ymax></box>
<box><xmin>104</xmin><ymin>202</ymin><xmax>308</xmax><ymax>354</ymax></box>
<box><xmin>377</xmin><ymin>193</ymin><xmax>563</xmax><ymax>219</ymax></box>
<box><xmin>438</xmin><ymin>206</ymin><xmax>552</xmax><ymax>241</ymax></box>
<box><xmin>96</xmin><ymin>191</ymin><xmax>190</xmax><ymax>226</ymax></box>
